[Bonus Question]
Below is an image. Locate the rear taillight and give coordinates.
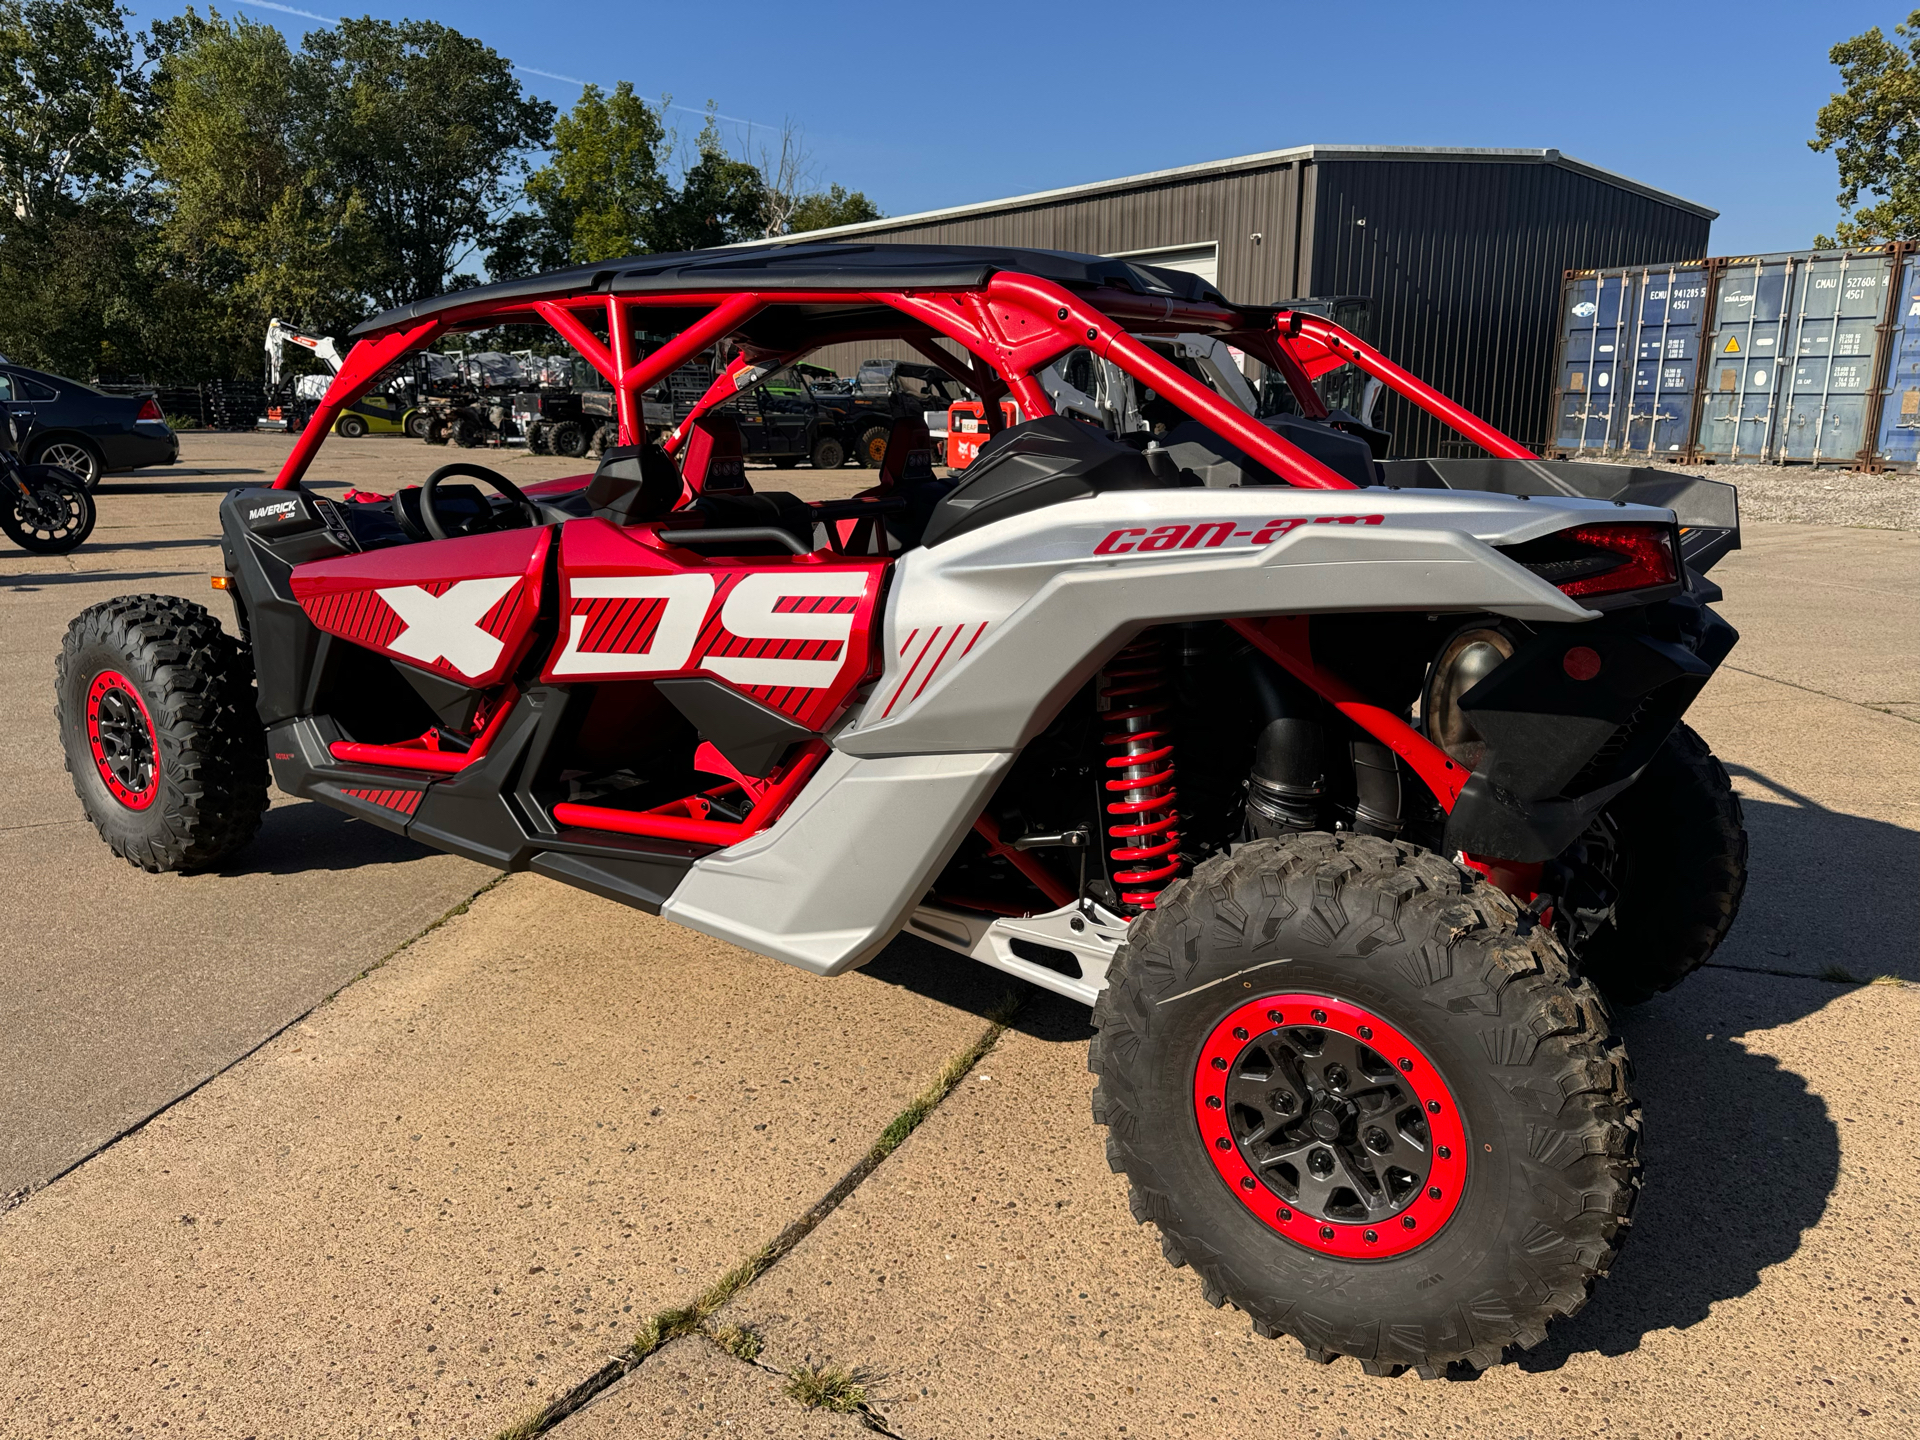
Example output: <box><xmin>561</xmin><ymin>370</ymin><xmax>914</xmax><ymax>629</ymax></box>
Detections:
<box><xmin>137</xmin><ymin>397</ymin><xmax>163</xmax><ymax>422</ymax></box>
<box><xmin>1502</xmin><ymin>522</ymin><xmax>1678</xmax><ymax>601</ymax></box>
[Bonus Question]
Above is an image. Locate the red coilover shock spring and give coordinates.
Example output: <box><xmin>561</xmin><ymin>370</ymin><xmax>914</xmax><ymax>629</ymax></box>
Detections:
<box><xmin>1098</xmin><ymin>634</ymin><xmax>1181</xmax><ymax>910</ymax></box>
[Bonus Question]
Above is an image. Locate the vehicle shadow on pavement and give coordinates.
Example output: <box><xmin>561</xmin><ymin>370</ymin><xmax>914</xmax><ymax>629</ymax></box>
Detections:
<box><xmin>857</xmin><ymin>933</ymin><xmax>1091</xmax><ymax>1042</ymax></box>
<box><xmin>0</xmin><ymin>568</ymin><xmax>203</xmax><ymax>589</ymax></box>
<box><xmin>1515</xmin><ymin>973</ymin><xmax>1842</xmax><ymax>1372</ymax></box>
<box><xmin>214</xmin><ymin>799</ymin><xmax>445</xmax><ymax>874</ymax></box>
<box><xmin>105</xmin><ymin>478</ymin><xmax>267</xmax><ymax>495</ymax></box>
<box><xmin>72</xmin><ymin>538</ymin><xmax>219</xmax><ymax>555</ymax></box>
<box><xmin>1720</xmin><ymin>771</ymin><xmax>1919</xmax><ymax>984</ymax></box>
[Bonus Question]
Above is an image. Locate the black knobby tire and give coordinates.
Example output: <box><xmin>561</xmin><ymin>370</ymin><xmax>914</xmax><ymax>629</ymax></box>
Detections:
<box><xmin>449</xmin><ymin>414</ymin><xmax>484</xmax><ymax>449</ymax></box>
<box><xmin>857</xmin><ymin>424</ymin><xmax>889</xmax><ymax>468</ymax></box>
<box><xmin>423</xmin><ymin>418</ymin><xmax>449</xmax><ymax>446</ymax></box>
<box><xmin>2</xmin><ymin>465</ymin><xmax>95</xmax><ymax>553</ymax></box>
<box><xmin>590</xmin><ymin>422</ymin><xmax>618</xmax><ymax>456</ymax></box>
<box><xmin>810</xmin><ymin>434</ymin><xmax>845</xmax><ymax>470</ymax></box>
<box><xmin>1569</xmin><ymin>723</ymin><xmax>1747</xmax><ymax>1004</ymax></box>
<box><xmin>526</xmin><ymin>422</ymin><xmax>551</xmax><ymax>455</ymax></box>
<box><xmin>548</xmin><ymin>419</ymin><xmax>590</xmax><ymax>458</ymax></box>
<box><xmin>56</xmin><ymin>596</ymin><xmax>270</xmax><ymax>873</ymax></box>
<box><xmin>1090</xmin><ymin>832</ymin><xmax>1639</xmax><ymax>1375</ymax></box>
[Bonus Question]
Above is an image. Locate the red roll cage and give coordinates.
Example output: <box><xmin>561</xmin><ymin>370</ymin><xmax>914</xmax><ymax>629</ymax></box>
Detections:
<box><xmin>270</xmin><ymin>268</ymin><xmax>1531</xmax><ymax>494</ymax></box>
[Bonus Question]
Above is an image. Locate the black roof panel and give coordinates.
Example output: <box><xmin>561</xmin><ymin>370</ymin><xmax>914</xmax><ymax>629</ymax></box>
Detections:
<box><xmin>351</xmin><ymin>242</ymin><xmax>1229</xmax><ymax>338</ymax></box>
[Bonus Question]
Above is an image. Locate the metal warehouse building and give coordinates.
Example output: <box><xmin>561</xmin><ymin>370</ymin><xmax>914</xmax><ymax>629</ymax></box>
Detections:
<box><xmin>787</xmin><ymin>145</ymin><xmax>1716</xmax><ymax>457</ymax></box>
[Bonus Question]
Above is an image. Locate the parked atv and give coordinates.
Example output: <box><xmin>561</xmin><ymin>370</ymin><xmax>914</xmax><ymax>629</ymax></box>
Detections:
<box><xmin>54</xmin><ymin>242</ymin><xmax>1747</xmax><ymax>1378</ymax></box>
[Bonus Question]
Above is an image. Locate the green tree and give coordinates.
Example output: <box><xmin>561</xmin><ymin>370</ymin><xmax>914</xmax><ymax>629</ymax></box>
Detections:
<box><xmin>302</xmin><ymin>17</ymin><xmax>552</xmax><ymax>307</ymax></box>
<box><xmin>1811</xmin><ymin>11</ymin><xmax>1920</xmax><ymax>245</ymax></box>
<box><xmin>145</xmin><ymin>12</ymin><xmax>358</xmax><ymax>340</ymax></box>
<box><xmin>0</xmin><ymin>0</ymin><xmax>148</xmax><ymax>221</ymax></box>
<box><xmin>648</xmin><ymin>111</ymin><xmax>765</xmax><ymax>252</ymax></box>
<box><xmin>787</xmin><ymin>183</ymin><xmax>880</xmax><ymax>235</ymax></box>
<box><xmin>493</xmin><ymin>80</ymin><xmax>668</xmax><ymax>276</ymax></box>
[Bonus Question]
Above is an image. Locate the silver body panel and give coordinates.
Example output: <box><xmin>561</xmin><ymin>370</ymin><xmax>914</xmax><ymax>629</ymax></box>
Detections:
<box><xmin>664</xmin><ymin>485</ymin><xmax>1671</xmax><ymax>992</ymax></box>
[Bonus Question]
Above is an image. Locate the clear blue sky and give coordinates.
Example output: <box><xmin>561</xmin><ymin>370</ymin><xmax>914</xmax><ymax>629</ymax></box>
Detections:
<box><xmin>132</xmin><ymin>0</ymin><xmax>1902</xmax><ymax>259</ymax></box>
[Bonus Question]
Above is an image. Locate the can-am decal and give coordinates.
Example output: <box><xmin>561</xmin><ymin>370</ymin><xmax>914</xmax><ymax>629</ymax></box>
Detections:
<box><xmin>1093</xmin><ymin>513</ymin><xmax>1384</xmax><ymax>555</ymax></box>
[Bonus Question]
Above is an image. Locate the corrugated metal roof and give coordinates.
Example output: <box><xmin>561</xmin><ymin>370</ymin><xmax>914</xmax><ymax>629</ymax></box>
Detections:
<box><xmin>748</xmin><ymin>146</ymin><xmax>1717</xmax><ymax>248</ymax></box>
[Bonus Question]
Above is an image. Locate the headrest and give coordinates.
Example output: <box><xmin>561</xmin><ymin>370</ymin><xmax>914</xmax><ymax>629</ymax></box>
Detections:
<box><xmin>587</xmin><ymin>444</ymin><xmax>684</xmax><ymax>525</ymax></box>
<box><xmin>680</xmin><ymin>412</ymin><xmax>749</xmax><ymax>495</ymax></box>
<box><xmin>876</xmin><ymin>414</ymin><xmax>936</xmax><ymax>489</ymax></box>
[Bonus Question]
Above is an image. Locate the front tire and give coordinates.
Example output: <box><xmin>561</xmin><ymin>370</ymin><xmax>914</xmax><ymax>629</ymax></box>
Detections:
<box><xmin>334</xmin><ymin>413</ymin><xmax>369</xmax><ymax>438</ymax></box>
<box><xmin>1091</xmin><ymin>833</ymin><xmax>1639</xmax><ymax>1376</ymax></box>
<box><xmin>56</xmin><ymin>596</ymin><xmax>269</xmax><ymax>872</ymax></box>
<box><xmin>3</xmin><ymin>465</ymin><xmax>95</xmax><ymax>552</ymax></box>
<box><xmin>809</xmin><ymin>434</ymin><xmax>845</xmax><ymax>470</ymax></box>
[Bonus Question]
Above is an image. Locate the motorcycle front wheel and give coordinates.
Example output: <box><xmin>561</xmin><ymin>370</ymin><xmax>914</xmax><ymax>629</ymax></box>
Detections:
<box><xmin>2</xmin><ymin>464</ymin><xmax>96</xmax><ymax>553</ymax></box>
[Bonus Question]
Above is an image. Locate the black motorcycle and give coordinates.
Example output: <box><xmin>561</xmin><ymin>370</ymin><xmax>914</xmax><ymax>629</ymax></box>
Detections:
<box><xmin>0</xmin><ymin>400</ymin><xmax>94</xmax><ymax>553</ymax></box>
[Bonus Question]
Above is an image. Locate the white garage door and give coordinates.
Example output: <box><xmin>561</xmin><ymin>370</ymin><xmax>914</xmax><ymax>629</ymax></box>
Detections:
<box><xmin>1108</xmin><ymin>242</ymin><xmax>1219</xmax><ymax>287</ymax></box>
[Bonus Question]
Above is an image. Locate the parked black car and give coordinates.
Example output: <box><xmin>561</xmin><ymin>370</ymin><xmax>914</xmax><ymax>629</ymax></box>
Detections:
<box><xmin>0</xmin><ymin>365</ymin><xmax>177</xmax><ymax>488</ymax></box>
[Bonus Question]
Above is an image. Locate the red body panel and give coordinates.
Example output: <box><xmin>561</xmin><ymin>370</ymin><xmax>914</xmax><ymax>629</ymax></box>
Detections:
<box><xmin>547</xmin><ymin>519</ymin><xmax>889</xmax><ymax>732</ymax></box>
<box><xmin>292</xmin><ymin>527</ymin><xmax>551</xmax><ymax>688</ymax></box>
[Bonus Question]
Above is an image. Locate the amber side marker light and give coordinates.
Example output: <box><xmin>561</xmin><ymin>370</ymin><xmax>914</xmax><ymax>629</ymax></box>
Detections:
<box><xmin>210</xmin><ymin>575</ymin><xmax>233</xmax><ymax>590</ymax></box>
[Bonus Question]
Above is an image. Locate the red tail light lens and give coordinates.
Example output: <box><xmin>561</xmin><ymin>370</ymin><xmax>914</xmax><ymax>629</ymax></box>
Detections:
<box><xmin>1556</xmin><ymin>523</ymin><xmax>1677</xmax><ymax>597</ymax></box>
<box><xmin>1501</xmin><ymin>522</ymin><xmax>1678</xmax><ymax>601</ymax></box>
<box><xmin>137</xmin><ymin>397</ymin><xmax>163</xmax><ymax>422</ymax></box>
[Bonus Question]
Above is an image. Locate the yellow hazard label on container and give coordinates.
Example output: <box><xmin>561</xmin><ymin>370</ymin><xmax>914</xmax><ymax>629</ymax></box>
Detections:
<box><xmin>1722</xmin><ymin>336</ymin><xmax>1741</xmax><ymax>353</ymax></box>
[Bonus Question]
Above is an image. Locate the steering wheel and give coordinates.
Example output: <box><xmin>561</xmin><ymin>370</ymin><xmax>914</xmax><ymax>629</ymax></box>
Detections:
<box><xmin>421</xmin><ymin>462</ymin><xmax>542</xmax><ymax>540</ymax></box>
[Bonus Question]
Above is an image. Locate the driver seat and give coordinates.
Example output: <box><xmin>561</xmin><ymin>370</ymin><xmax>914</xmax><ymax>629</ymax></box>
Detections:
<box><xmin>680</xmin><ymin>412</ymin><xmax>751</xmax><ymax>497</ymax></box>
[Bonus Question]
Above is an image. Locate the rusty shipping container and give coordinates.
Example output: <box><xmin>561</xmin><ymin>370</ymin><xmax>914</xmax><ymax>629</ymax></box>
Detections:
<box><xmin>757</xmin><ymin>146</ymin><xmax>1714</xmax><ymax>458</ymax></box>
<box><xmin>1554</xmin><ymin>245</ymin><xmax>1911</xmax><ymax>466</ymax></box>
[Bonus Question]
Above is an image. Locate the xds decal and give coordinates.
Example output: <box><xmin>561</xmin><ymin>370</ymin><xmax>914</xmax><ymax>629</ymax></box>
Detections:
<box><xmin>1094</xmin><ymin>513</ymin><xmax>1384</xmax><ymax>556</ymax></box>
<box><xmin>554</xmin><ymin>570</ymin><xmax>872</xmax><ymax>689</ymax></box>
<box><xmin>377</xmin><ymin>577</ymin><xmax>521</xmax><ymax>676</ymax></box>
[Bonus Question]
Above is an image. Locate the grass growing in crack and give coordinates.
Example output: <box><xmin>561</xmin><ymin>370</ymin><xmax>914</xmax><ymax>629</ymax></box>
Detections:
<box><xmin>491</xmin><ymin>990</ymin><xmax>1023</xmax><ymax>1440</ymax></box>
<box><xmin>784</xmin><ymin>1363</ymin><xmax>868</xmax><ymax>1413</ymax></box>
<box><xmin>709</xmin><ymin>1323</ymin><xmax>763</xmax><ymax>1361</ymax></box>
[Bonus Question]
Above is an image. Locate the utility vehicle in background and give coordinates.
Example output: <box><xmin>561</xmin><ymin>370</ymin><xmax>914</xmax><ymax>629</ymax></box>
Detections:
<box><xmin>55</xmin><ymin>242</ymin><xmax>1746</xmax><ymax>1379</ymax></box>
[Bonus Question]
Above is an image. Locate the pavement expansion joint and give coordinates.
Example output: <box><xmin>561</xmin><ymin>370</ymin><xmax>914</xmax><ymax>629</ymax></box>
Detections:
<box><xmin>1721</xmin><ymin>663</ymin><xmax>1920</xmax><ymax>723</ymax></box>
<box><xmin>494</xmin><ymin>993</ymin><xmax>1024</xmax><ymax>1440</ymax></box>
<box><xmin>0</xmin><ymin>870</ymin><xmax>508</xmax><ymax>1218</ymax></box>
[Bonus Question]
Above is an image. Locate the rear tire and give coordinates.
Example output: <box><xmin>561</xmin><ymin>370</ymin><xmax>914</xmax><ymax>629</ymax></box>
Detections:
<box><xmin>857</xmin><ymin>424</ymin><xmax>889</xmax><ymax>468</ymax></box>
<box><xmin>449</xmin><ymin>413</ymin><xmax>484</xmax><ymax>448</ymax></box>
<box><xmin>548</xmin><ymin>419</ymin><xmax>589</xmax><ymax>458</ymax></box>
<box><xmin>29</xmin><ymin>437</ymin><xmax>103</xmax><ymax>491</ymax></box>
<box><xmin>1565</xmin><ymin>723</ymin><xmax>1748</xmax><ymax>1004</ymax></box>
<box><xmin>56</xmin><ymin>596</ymin><xmax>269</xmax><ymax>872</ymax></box>
<box><xmin>334</xmin><ymin>413</ymin><xmax>368</xmax><ymax>438</ymax></box>
<box><xmin>1091</xmin><ymin>832</ymin><xmax>1639</xmax><ymax>1376</ymax></box>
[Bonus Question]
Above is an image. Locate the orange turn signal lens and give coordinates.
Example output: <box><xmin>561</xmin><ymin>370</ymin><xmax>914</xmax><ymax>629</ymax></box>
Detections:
<box><xmin>210</xmin><ymin>575</ymin><xmax>233</xmax><ymax>590</ymax></box>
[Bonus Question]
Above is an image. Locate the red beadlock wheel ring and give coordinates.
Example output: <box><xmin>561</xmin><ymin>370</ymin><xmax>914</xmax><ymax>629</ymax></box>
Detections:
<box><xmin>1192</xmin><ymin>993</ymin><xmax>1467</xmax><ymax>1260</ymax></box>
<box><xmin>85</xmin><ymin>670</ymin><xmax>160</xmax><ymax>811</ymax></box>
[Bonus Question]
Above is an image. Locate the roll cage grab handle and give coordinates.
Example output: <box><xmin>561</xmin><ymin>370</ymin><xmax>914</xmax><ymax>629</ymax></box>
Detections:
<box><xmin>270</xmin><ymin>274</ymin><xmax>1531</xmax><ymax>492</ymax></box>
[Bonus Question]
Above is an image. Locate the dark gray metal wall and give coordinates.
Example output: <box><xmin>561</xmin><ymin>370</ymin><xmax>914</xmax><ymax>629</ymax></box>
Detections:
<box><xmin>791</xmin><ymin>152</ymin><xmax>1712</xmax><ymax>457</ymax></box>
<box><xmin>1307</xmin><ymin>160</ymin><xmax>1711</xmax><ymax>455</ymax></box>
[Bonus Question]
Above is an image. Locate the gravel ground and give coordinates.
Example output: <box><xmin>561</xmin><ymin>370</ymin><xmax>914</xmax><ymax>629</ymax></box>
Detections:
<box><xmin>1660</xmin><ymin>461</ymin><xmax>1920</xmax><ymax>531</ymax></box>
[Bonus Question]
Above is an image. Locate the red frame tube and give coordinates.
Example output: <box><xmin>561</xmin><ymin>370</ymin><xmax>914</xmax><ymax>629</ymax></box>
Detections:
<box><xmin>972</xmin><ymin>813</ymin><xmax>1077</xmax><ymax>909</ymax></box>
<box><xmin>273</xmin><ymin>318</ymin><xmax>443</xmax><ymax>488</ymax></box>
<box><xmin>553</xmin><ymin>742</ymin><xmax>826</xmax><ymax>846</ymax></box>
<box><xmin>1278</xmin><ymin>313</ymin><xmax>1533</xmax><ymax>460</ymax></box>
<box><xmin>1229</xmin><ymin>617</ymin><xmax>1467</xmax><ymax>810</ymax></box>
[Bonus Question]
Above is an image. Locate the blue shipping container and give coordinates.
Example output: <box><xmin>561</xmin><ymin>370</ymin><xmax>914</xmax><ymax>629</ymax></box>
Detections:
<box><xmin>1875</xmin><ymin>275</ymin><xmax>1920</xmax><ymax>465</ymax></box>
<box><xmin>1621</xmin><ymin>263</ymin><xmax>1712</xmax><ymax>457</ymax></box>
<box><xmin>1553</xmin><ymin>272</ymin><xmax>1634</xmax><ymax>454</ymax></box>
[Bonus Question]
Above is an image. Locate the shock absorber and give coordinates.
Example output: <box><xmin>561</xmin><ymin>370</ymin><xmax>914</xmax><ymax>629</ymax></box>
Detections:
<box><xmin>1098</xmin><ymin>634</ymin><xmax>1181</xmax><ymax>911</ymax></box>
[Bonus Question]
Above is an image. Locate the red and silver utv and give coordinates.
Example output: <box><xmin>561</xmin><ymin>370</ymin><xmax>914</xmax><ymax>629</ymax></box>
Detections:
<box><xmin>55</xmin><ymin>243</ymin><xmax>1746</xmax><ymax>1376</ymax></box>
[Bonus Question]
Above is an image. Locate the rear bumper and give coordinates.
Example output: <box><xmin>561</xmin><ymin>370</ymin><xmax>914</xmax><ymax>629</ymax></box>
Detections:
<box><xmin>102</xmin><ymin>425</ymin><xmax>179</xmax><ymax>472</ymax></box>
<box><xmin>1441</xmin><ymin>594</ymin><xmax>1737</xmax><ymax>861</ymax></box>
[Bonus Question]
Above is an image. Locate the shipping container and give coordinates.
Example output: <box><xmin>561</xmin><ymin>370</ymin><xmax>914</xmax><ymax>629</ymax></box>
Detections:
<box><xmin>1555</xmin><ymin>245</ymin><xmax>1911</xmax><ymax>466</ymax></box>
<box><xmin>1874</xmin><ymin>267</ymin><xmax>1920</xmax><ymax>466</ymax></box>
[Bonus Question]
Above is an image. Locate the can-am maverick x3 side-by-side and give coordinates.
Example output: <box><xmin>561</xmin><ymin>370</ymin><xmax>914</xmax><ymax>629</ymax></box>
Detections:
<box><xmin>55</xmin><ymin>243</ymin><xmax>1746</xmax><ymax>1377</ymax></box>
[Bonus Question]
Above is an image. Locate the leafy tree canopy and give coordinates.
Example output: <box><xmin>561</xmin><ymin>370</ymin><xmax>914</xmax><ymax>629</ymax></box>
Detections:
<box><xmin>1811</xmin><ymin>11</ymin><xmax>1920</xmax><ymax>245</ymax></box>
